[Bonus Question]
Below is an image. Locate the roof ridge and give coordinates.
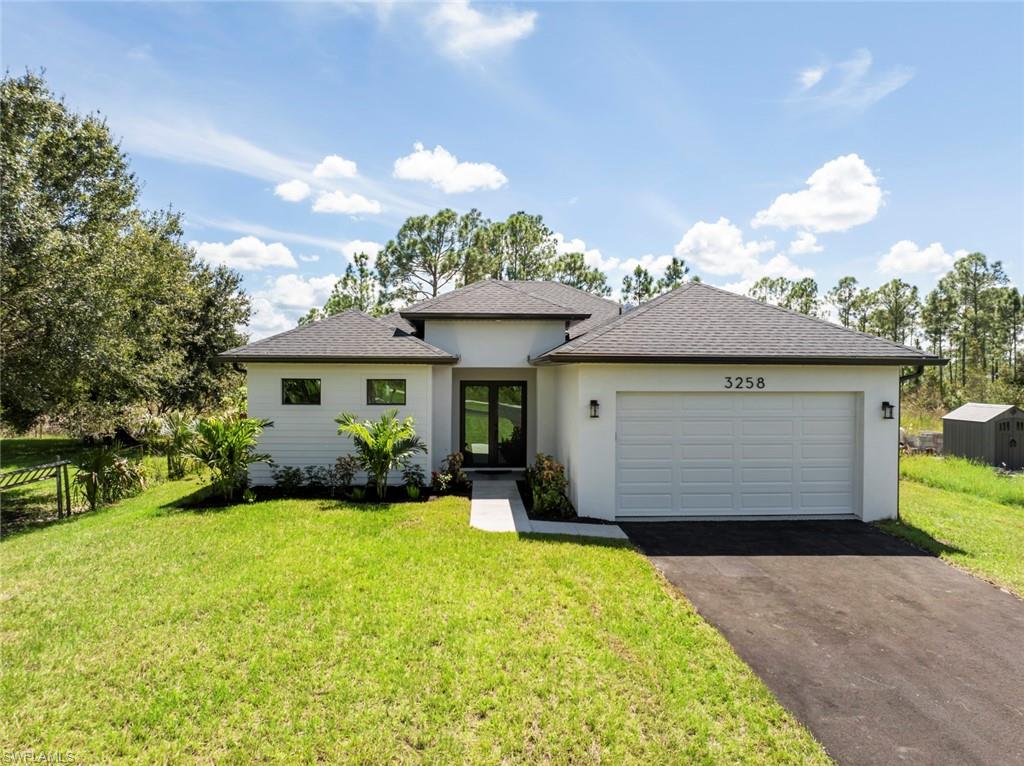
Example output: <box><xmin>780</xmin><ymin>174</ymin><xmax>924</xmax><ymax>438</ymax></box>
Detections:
<box><xmin>489</xmin><ymin>279</ymin><xmax>585</xmax><ymax>313</ymax></box>
<box><xmin>555</xmin><ymin>282</ymin><xmax>696</xmax><ymax>353</ymax></box>
<box><xmin>507</xmin><ymin>279</ymin><xmax>622</xmax><ymax>310</ymax></box>
<box><xmin>691</xmin><ymin>281</ymin><xmax>929</xmax><ymax>357</ymax></box>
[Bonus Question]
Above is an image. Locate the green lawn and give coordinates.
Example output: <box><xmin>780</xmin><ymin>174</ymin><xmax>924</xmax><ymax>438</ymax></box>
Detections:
<box><xmin>2</xmin><ymin>478</ymin><xmax>829</xmax><ymax>764</ymax></box>
<box><xmin>881</xmin><ymin>456</ymin><xmax>1024</xmax><ymax>596</ymax></box>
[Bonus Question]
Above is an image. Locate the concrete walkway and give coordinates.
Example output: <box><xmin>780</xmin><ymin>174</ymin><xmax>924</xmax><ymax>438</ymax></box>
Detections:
<box><xmin>469</xmin><ymin>475</ymin><xmax>627</xmax><ymax>539</ymax></box>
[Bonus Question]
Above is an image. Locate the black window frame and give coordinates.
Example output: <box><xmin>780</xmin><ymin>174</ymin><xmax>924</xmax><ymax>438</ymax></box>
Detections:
<box><xmin>281</xmin><ymin>378</ymin><xmax>322</xmax><ymax>406</ymax></box>
<box><xmin>366</xmin><ymin>378</ymin><xmax>407</xmax><ymax>406</ymax></box>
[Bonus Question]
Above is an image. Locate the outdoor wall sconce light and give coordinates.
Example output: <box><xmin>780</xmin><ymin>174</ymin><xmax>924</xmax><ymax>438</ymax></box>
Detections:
<box><xmin>881</xmin><ymin>401</ymin><xmax>895</xmax><ymax>420</ymax></box>
<box><xmin>590</xmin><ymin>399</ymin><xmax>600</xmax><ymax>418</ymax></box>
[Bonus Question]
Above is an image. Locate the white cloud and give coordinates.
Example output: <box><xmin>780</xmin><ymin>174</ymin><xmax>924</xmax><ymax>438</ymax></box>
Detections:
<box><xmin>553</xmin><ymin>233</ymin><xmax>620</xmax><ymax>271</ymax></box>
<box><xmin>393</xmin><ymin>142</ymin><xmax>507</xmax><ymax>193</ymax></box>
<box><xmin>619</xmin><ymin>254</ymin><xmax>675</xmax><ymax>274</ymax></box>
<box><xmin>298</xmin><ymin>254</ymin><xmax>320</xmax><ymax>263</ymax></box>
<box><xmin>788</xmin><ymin>231</ymin><xmax>823</xmax><ymax>255</ymax></box>
<box><xmin>274</xmin><ymin>179</ymin><xmax>311</xmax><ymax>202</ymax></box>
<box><xmin>426</xmin><ymin>0</ymin><xmax>536</xmax><ymax>58</ymax></box>
<box><xmin>799</xmin><ymin>66</ymin><xmax>826</xmax><ymax>90</ymax></box>
<box><xmin>248</xmin><ymin>297</ymin><xmax>295</xmax><ymax>340</ymax></box>
<box><xmin>793</xmin><ymin>49</ymin><xmax>913</xmax><ymax>110</ymax></box>
<box><xmin>191</xmin><ymin>236</ymin><xmax>297</xmax><ymax>271</ymax></box>
<box><xmin>190</xmin><ymin>215</ymin><xmax>375</xmax><ymax>257</ymax></box>
<box><xmin>752</xmin><ymin>154</ymin><xmax>883</xmax><ymax>233</ymax></box>
<box><xmin>312</xmin><ymin>190</ymin><xmax>382</xmax><ymax>215</ymax></box>
<box><xmin>673</xmin><ymin>217</ymin><xmax>775</xmax><ymax>276</ymax></box>
<box><xmin>878</xmin><ymin>240</ymin><xmax>957</xmax><ymax>274</ymax></box>
<box><xmin>341</xmin><ymin>239</ymin><xmax>384</xmax><ymax>259</ymax></box>
<box><xmin>720</xmin><ymin>255</ymin><xmax>815</xmax><ymax>296</ymax></box>
<box><xmin>246</xmin><ymin>273</ymin><xmax>342</xmax><ymax>340</ymax></box>
<box><xmin>313</xmin><ymin>154</ymin><xmax>358</xmax><ymax>179</ymax></box>
<box><xmin>257</xmin><ymin>273</ymin><xmax>340</xmax><ymax>310</ymax></box>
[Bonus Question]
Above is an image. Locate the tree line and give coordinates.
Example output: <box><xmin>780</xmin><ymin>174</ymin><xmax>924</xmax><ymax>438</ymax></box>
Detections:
<box><xmin>1</xmin><ymin>73</ymin><xmax>249</xmax><ymax>435</ymax></box>
<box><xmin>301</xmin><ymin>208</ymin><xmax>692</xmax><ymax>323</ymax></box>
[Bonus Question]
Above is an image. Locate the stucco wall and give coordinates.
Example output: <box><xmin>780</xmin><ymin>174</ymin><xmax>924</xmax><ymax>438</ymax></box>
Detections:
<box><xmin>245</xmin><ymin>363</ymin><xmax>433</xmax><ymax>485</ymax></box>
<box><xmin>555</xmin><ymin>363</ymin><xmax>900</xmax><ymax>522</ymax></box>
<box><xmin>424</xmin><ymin>319</ymin><xmax>565</xmax><ymax>367</ymax></box>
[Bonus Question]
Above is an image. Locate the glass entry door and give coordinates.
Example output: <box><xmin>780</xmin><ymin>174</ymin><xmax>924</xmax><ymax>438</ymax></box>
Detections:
<box><xmin>460</xmin><ymin>382</ymin><xmax>526</xmax><ymax>468</ymax></box>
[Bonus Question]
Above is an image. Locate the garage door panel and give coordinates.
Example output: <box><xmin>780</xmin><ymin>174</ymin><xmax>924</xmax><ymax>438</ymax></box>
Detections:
<box><xmin>617</xmin><ymin>392</ymin><xmax>857</xmax><ymax>518</ymax></box>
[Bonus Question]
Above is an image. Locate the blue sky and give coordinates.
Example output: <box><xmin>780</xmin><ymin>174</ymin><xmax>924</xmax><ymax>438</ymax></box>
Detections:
<box><xmin>5</xmin><ymin>2</ymin><xmax>1022</xmax><ymax>337</ymax></box>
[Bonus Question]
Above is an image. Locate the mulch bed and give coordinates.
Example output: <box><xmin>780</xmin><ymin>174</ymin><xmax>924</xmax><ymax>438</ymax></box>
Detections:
<box><xmin>515</xmin><ymin>479</ymin><xmax>615</xmax><ymax>525</ymax></box>
<box><xmin>175</xmin><ymin>483</ymin><xmax>472</xmax><ymax>510</ymax></box>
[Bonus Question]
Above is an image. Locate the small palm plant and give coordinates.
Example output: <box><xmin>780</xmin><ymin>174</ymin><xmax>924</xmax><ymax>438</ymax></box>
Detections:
<box><xmin>335</xmin><ymin>409</ymin><xmax>426</xmax><ymax>501</ymax></box>
<box><xmin>185</xmin><ymin>416</ymin><xmax>272</xmax><ymax>502</ymax></box>
<box><xmin>159</xmin><ymin>411</ymin><xmax>197</xmax><ymax>479</ymax></box>
<box><xmin>74</xmin><ymin>442</ymin><xmax>148</xmax><ymax>512</ymax></box>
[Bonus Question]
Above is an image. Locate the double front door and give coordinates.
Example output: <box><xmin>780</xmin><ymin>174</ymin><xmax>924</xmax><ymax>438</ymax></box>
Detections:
<box><xmin>460</xmin><ymin>381</ymin><xmax>526</xmax><ymax>468</ymax></box>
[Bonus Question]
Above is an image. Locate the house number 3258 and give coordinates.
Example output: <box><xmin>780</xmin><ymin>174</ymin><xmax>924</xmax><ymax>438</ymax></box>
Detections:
<box><xmin>724</xmin><ymin>376</ymin><xmax>766</xmax><ymax>390</ymax></box>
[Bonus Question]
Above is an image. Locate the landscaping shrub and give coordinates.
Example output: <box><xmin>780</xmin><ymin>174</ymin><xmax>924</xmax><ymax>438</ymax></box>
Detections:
<box><xmin>431</xmin><ymin>452</ymin><xmax>469</xmax><ymax>495</ymax></box>
<box><xmin>185</xmin><ymin>416</ymin><xmax>272</xmax><ymax>502</ymax></box>
<box><xmin>335</xmin><ymin>409</ymin><xmax>426</xmax><ymax>501</ymax></box>
<box><xmin>73</xmin><ymin>442</ymin><xmax>149</xmax><ymax>512</ymax></box>
<box><xmin>334</xmin><ymin>455</ymin><xmax>360</xmax><ymax>489</ymax></box>
<box><xmin>271</xmin><ymin>464</ymin><xmax>305</xmax><ymax>493</ymax></box>
<box><xmin>157</xmin><ymin>411</ymin><xmax>196</xmax><ymax>479</ymax></box>
<box><xmin>525</xmin><ymin>453</ymin><xmax>575</xmax><ymax>519</ymax></box>
<box><xmin>402</xmin><ymin>460</ymin><xmax>426</xmax><ymax>500</ymax></box>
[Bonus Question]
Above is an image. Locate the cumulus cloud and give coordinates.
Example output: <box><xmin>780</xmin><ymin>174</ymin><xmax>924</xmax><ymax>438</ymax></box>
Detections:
<box><xmin>788</xmin><ymin>231</ymin><xmax>823</xmax><ymax>255</ymax></box>
<box><xmin>619</xmin><ymin>254</ymin><xmax>676</xmax><ymax>274</ymax></box>
<box><xmin>191</xmin><ymin>236</ymin><xmax>297</xmax><ymax>271</ymax></box>
<box><xmin>426</xmin><ymin>0</ymin><xmax>536</xmax><ymax>58</ymax></box>
<box><xmin>298</xmin><ymin>254</ymin><xmax>320</xmax><ymax>263</ymax></box>
<box><xmin>554</xmin><ymin>233</ymin><xmax>620</xmax><ymax>271</ymax></box>
<box><xmin>393</xmin><ymin>142</ymin><xmax>507</xmax><ymax>193</ymax></box>
<box><xmin>274</xmin><ymin>179</ymin><xmax>311</xmax><ymax>202</ymax></box>
<box><xmin>799</xmin><ymin>66</ymin><xmax>826</xmax><ymax>90</ymax></box>
<box><xmin>878</xmin><ymin>240</ymin><xmax>960</xmax><ymax>274</ymax></box>
<box><xmin>246</xmin><ymin>273</ymin><xmax>341</xmax><ymax>340</ymax></box>
<box><xmin>313</xmin><ymin>154</ymin><xmax>358</xmax><ymax>179</ymax></box>
<box><xmin>720</xmin><ymin>255</ymin><xmax>815</xmax><ymax>296</ymax></box>
<box><xmin>752</xmin><ymin>154</ymin><xmax>883</xmax><ymax>233</ymax></box>
<box><xmin>794</xmin><ymin>49</ymin><xmax>913</xmax><ymax>110</ymax></box>
<box><xmin>341</xmin><ymin>239</ymin><xmax>384</xmax><ymax>259</ymax></box>
<box><xmin>312</xmin><ymin>190</ymin><xmax>382</xmax><ymax>215</ymax></box>
<box><xmin>673</xmin><ymin>217</ymin><xmax>775</xmax><ymax>276</ymax></box>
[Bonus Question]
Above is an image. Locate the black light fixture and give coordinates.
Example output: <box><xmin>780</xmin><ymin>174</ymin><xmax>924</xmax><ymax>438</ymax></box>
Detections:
<box><xmin>881</xmin><ymin>401</ymin><xmax>895</xmax><ymax>420</ymax></box>
<box><xmin>589</xmin><ymin>399</ymin><xmax>600</xmax><ymax>418</ymax></box>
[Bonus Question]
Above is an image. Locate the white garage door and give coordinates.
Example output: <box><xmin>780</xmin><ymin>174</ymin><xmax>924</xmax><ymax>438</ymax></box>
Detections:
<box><xmin>616</xmin><ymin>392</ymin><xmax>858</xmax><ymax>518</ymax></box>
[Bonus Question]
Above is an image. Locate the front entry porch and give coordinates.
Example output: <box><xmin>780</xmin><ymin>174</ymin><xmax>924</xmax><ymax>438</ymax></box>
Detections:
<box><xmin>459</xmin><ymin>380</ymin><xmax>527</xmax><ymax>468</ymax></box>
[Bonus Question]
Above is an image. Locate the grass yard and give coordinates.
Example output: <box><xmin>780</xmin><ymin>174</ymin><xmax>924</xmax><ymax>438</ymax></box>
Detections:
<box><xmin>1</xmin><ymin>478</ymin><xmax>829</xmax><ymax>764</ymax></box>
<box><xmin>882</xmin><ymin>455</ymin><xmax>1024</xmax><ymax>596</ymax></box>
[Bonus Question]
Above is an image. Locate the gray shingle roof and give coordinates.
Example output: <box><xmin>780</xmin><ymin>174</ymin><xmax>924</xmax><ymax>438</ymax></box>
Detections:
<box><xmin>219</xmin><ymin>309</ymin><xmax>457</xmax><ymax>364</ymax></box>
<box><xmin>399</xmin><ymin>279</ymin><xmax>592</xmax><ymax>320</ymax></box>
<box><xmin>943</xmin><ymin>403</ymin><xmax>1018</xmax><ymax>422</ymax></box>
<box><xmin>503</xmin><ymin>281</ymin><xmax>622</xmax><ymax>338</ymax></box>
<box><xmin>533</xmin><ymin>282</ymin><xmax>945</xmax><ymax>366</ymax></box>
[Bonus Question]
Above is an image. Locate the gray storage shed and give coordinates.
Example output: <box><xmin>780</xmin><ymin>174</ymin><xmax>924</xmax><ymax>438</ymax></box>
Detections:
<box><xmin>942</xmin><ymin>403</ymin><xmax>1024</xmax><ymax>469</ymax></box>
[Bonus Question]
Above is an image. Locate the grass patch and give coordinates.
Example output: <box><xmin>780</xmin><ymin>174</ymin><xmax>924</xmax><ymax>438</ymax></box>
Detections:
<box><xmin>880</xmin><ymin>481</ymin><xmax>1024</xmax><ymax>597</ymax></box>
<box><xmin>900</xmin><ymin>407</ymin><xmax>942</xmax><ymax>434</ymax></box>
<box><xmin>2</xmin><ymin>479</ymin><xmax>828</xmax><ymax>764</ymax></box>
<box><xmin>900</xmin><ymin>453</ymin><xmax>1024</xmax><ymax>507</ymax></box>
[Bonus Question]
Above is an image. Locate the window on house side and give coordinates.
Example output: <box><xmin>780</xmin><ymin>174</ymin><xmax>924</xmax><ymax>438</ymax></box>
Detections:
<box><xmin>282</xmin><ymin>378</ymin><xmax>321</xmax><ymax>405</ymax></box>
<box><xmin>367</xmin><ymin>379</ymin><xmax>406</xmax><ymax>405</ymax></box>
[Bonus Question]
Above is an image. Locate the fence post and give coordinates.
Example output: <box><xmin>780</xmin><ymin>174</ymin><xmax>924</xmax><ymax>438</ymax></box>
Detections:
<box><xmin>64</xmin><ymin>463</ymin><xmax>72</xmax><ymax>517</ymax></box>
<box><xmin>55</xmin><ymin>456</ymin><xmax>64</xmax><ymax>519</ymax></box>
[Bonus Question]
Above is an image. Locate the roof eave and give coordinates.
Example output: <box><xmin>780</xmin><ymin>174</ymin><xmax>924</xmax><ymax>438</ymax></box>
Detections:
<box><xmin>216</xmin><ymin>354</ymin><xmax>459</xmax><ymax>365</ymax></box>
<box><xmin>399</xmin><ymin>311</ymin><xmax>590</xmax><ymax>321</ymax></box>
<box><xmin>531</xmin><ymin>354</ymin><xmax>947</xmax><ymax>367</ymax></box>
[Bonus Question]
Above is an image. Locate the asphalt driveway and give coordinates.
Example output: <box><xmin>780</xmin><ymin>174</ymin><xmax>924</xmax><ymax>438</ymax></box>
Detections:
<box><xmin>622</xmin><ymin>521</ymin><xmax>1024</xmax><ymax>766</ymax></box>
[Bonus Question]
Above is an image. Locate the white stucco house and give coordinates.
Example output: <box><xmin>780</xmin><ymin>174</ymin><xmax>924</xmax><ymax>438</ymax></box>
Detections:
<box><xmin>219</xmin><ymin>280</ymin><xmax>943</xmax><ymax>522</ymax></box>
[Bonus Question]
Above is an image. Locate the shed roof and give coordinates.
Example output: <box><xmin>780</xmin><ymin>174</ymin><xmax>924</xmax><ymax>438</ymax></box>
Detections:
<box><xmin>533</xmin><ymin>282</ymin><xmax>945</xmax><ymax>366</ymax></box>
<box><xmin>942</xmin><ymin>403</ymin><xmax>1020</xmax><ymax>423</ymax></box>
<box><xmin>218</xmin><ymin>309</ymin><xmax>458</xmax><ymax>364</ymax></box>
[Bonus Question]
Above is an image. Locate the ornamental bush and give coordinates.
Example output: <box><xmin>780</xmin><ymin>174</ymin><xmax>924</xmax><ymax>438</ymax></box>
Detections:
<box><xmin>525</xmin><ymin>453</ymin><xmax>575</xmax><ymax>519</ymax></box>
